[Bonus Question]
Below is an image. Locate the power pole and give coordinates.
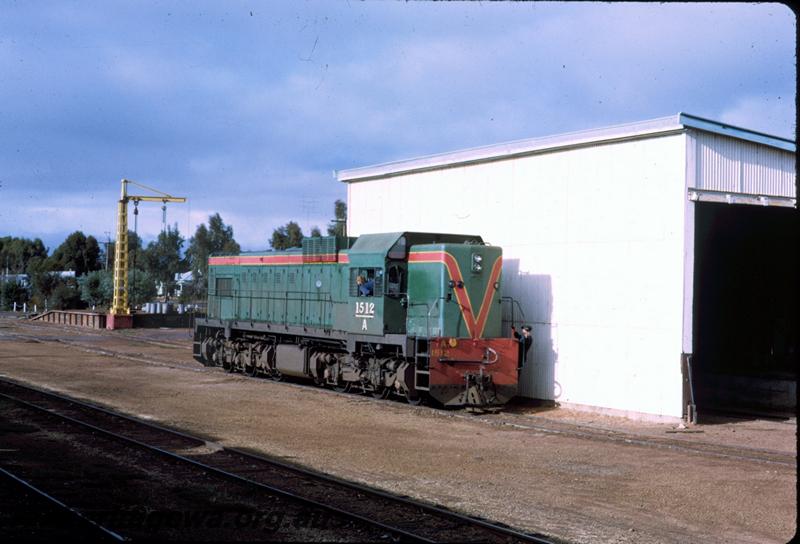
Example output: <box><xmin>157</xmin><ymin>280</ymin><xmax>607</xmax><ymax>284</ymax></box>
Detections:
<box><xmin>103</xmin><ymin>231</ymin><xmax>112</xmax><ymax>271</ymax></box>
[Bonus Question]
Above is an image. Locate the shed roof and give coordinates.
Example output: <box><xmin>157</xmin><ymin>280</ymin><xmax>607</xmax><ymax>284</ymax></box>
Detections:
<box><xmin>336</xmin><ymin>113</ymin><xmax>795</xmax><ymax>183</ymax></box>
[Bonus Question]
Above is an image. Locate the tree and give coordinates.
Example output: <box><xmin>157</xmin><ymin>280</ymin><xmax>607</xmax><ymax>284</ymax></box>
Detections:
<box><xmin>186</xmin><ymin>213</ymin><xmax>240</xmax><ymax>300</ymax></box>
<box><xmin>270</xmin><ymin>221</ymin><xmax>304</xmax><ymax>250</ymax></box>
<box><xmin>50</xmin><ymin>231</ymin><xmax>101</xmax><ymax>276</ymax></box>
<box><xmin>105</xmin><ymin>230</ymin><xmax>144</xmax><ymax>273</ymax></box>
<box><xmin>327</xmin><ymin>199</ymin><xmax>347</xmax><ymax>237</ymax></box>
<box><xmin>310</xmin><ymin>226</ymin><xmax>322</xmax><ymax>237</ymax></box>
<box><xmin>142</xmin><ymin>225</ymin><xmax>186</xmax><ymax>290</ymax></box>
<box><xmin>27</xmin><ymin>256</ymin><xmax>58</xmax><ymax>308</ymax></box>
<box><xmin>128</xmin><ymin>268</ymin><xmax>157</xmax><ymax>307</ymax></box>
<box><xmin>78</xmin><ymin>270</ymin><xmax>113</xmax><ymax>309</ymax></box>
<box><xmin>49</xmin><ymin>277</ymin><xmax>82</xmax><ymax>310</ymax></box>
<box><xmin>0</xmin><ymin>236</ymin><xmax>48</xmax><ymax>274</ymax></box>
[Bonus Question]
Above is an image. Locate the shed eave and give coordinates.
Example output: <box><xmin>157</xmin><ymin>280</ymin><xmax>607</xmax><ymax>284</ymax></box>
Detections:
<box><xmin>679</xmin><ymin>112</ymin><xmax>795</xmax><ymax>152</ymax></box>
<box><xmin>336</xmin><ymin>114</ymin><xmax>684</xmax><ymax>183</ymax></box>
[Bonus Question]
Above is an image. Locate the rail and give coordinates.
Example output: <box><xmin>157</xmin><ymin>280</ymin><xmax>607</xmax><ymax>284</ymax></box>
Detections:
<box><xmin>0</xmin><ymin>381</ymin><xmax>435</xmax><ymax>544</ymax></box>
<box><xmin>0</xmin><ymin>378</ymin><xmax>557</xmax><ymax>544</ymax></box>
<box><xmin>0</xmin><ymin>465</ymin><xmax>124</xmax><ymax>541</ymax></box>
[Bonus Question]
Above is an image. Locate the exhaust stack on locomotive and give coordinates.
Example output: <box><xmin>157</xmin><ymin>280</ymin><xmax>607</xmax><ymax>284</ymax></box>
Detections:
<box><xmin>193</xmin><ymin>232</ymin><xmax>523</xmax><ymax>408</ymax></box>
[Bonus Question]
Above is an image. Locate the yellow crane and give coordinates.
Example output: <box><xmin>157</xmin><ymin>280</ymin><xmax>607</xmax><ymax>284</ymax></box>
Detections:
<box><xmin>108</xmin><ymin>179</ymin><xmax>186</xmax><ymax>329</ymax></box>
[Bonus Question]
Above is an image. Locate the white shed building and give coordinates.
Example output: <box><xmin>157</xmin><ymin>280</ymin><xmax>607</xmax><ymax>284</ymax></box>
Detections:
<box><xmin>337</xmin><ymin>113</ymin><xmax>796</xmax><ymax>421</ymax></box>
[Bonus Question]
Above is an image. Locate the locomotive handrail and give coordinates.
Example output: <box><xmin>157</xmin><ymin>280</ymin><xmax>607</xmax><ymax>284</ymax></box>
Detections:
<box><xmin>406</xmin><ymin>301</ymin><xmax>433</xmax><ymax>338</ymax></box>
<box><xmin>500</xmin><ymin>296</ymin><xmax>526</xmax><ymax>328</ymax></box>
<box><xmin>438</xmin><ymin>346</ymin><xmax>499</xmax><ymax>366</ymax></box>
<box><xmin>427</xmin><ymin>298</ymin><xmax>443</xmax><ymax>338</ymax></box>
<box><xmin>407</xmin><ymin>297</ymin><xmax>448</xmax><ymax>338</ymax></box>
<box><xmin>225</xmin><ymin>289</ymin><xmax>339</xmax><ymax>329</ymax></box>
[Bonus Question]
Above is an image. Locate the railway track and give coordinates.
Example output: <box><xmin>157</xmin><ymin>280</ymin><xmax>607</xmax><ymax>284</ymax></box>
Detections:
<box><xmin>3</xmin><ymin>323</ymin><xmax>794</xmax><ymax>468</ymax></box>
<box><xmin>462</xmin><ymin>411</ymin><xmax>796</xmax><ymax>468</ymax></box>
<box><xmin>0</xmin><ymin>377</ymin><xmax>557</xmax><ymax>543</ymax></box>
<box><xmin>0</xmin><ymin>465</ymin><xmax>124</xmax><ymax>541</ymax></box>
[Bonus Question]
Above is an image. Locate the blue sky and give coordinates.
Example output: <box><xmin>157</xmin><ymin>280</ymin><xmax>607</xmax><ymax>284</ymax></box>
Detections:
<box><xmin>0</xmin><ymin>1</ymin><xmax>795</xmax><ymax>252</ymax></box>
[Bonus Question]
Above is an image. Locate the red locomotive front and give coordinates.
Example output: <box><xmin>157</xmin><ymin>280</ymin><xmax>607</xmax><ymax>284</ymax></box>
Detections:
<box><xmin>427</xmin><ymin>337</ymin><xmax>520</xmax><ymax>407</ymax></box>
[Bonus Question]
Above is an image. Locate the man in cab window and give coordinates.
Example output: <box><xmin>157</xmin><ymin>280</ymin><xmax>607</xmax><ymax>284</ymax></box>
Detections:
<box><xmin>356</xmin><ymin>275</ymin><xmax>374</xmax><ymax>296</ymax></box>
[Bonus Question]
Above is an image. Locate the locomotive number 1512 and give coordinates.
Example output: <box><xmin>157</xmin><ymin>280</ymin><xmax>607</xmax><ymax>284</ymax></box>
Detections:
<box><xmin>355</xmin><ymin>301</ymin><xmax>375</xmax><ymax>318</ymax></box>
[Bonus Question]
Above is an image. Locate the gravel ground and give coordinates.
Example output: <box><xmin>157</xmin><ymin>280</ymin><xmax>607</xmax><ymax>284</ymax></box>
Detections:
<box><xmin>0</xmin><ymin>316</ymin><xmax>795</xmax><ymax>543</ymax></box>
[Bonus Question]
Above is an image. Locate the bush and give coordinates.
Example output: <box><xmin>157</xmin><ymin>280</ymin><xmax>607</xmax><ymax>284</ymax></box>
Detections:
<box><xmin>1</xmin><ymin>281</ymin><xmax>29</xmax><ymax>310</ymax></box>
<box><xmin>49</xmin><ymin>278</ymin><xmax>83</xmax><ymax>310</ymax></box>
<box><xmin>79</xmin><ymin>270</ymin><xmax>113</xmax><ymax>309</ymax></box>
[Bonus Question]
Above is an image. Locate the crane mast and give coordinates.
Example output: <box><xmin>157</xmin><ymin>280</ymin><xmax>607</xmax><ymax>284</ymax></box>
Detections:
<box><xmin>108</xmin><ymin>179</ymin><xmax>186</xmax><ymax>329</ymax></box>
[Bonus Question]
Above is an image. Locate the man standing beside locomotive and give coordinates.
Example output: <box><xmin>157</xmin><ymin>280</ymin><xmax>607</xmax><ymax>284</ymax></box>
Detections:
<box><xmin>511</xmin><ymin>325</ymin><xmax>532</xmax><ymax>370</ymax></box>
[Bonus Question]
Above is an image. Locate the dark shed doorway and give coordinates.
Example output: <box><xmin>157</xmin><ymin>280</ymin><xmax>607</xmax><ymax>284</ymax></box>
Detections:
<box><xmin>691</xmin><ymin>202</ymin><xmax>797</xmax><ymax>417</ymax></box>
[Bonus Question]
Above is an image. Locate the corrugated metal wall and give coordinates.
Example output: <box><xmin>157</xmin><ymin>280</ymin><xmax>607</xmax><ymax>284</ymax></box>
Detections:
<box><xmin>693</xmin><ymin>131</ymin><xmax>795</xmax><ymax>197</ymax></box>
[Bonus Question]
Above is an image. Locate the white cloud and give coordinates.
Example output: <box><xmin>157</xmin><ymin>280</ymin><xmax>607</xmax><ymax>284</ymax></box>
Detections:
<box><xmin>719</xmin><ymin>94</ymin><xmax>796</xmax><ymax>140</ymax></box>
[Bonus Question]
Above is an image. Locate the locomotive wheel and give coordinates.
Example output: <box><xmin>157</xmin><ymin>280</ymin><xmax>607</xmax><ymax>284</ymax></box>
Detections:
<box><xmin>243</xmin><ymin>349</ymin><xmax>257</xmax><ymax>376</ymax></box>
<box><xmin>405</xmin><ymin>392</ymin><xmax>423</xmax><ymax>406</ymax></box>
<box><xmin>270</xmin><ymin>369</ymin><xmax>283</xmax><ymax>382</ymax></box>
<box><xmin>371</xmin><ymin>386</ymin><xmax>390</xmax><ymax>400</ymax></box>
<box><xmin>333</xmin><ymin>382</ymin><xmax>351</xmax><ymax>393</ymax></box>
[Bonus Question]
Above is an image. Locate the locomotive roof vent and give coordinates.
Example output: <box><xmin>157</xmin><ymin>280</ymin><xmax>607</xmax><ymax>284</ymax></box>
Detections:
<box><xmin>301</xmin><ymin>235</ymin><xmax>340</xmax><ymax>263</ymax></box>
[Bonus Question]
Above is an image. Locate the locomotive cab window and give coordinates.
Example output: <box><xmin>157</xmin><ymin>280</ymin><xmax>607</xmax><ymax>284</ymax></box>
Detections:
<box><xmin>386</xmin><ymin>264</ymin><xmax>405</xmax><ymax>297</ymax></box>
<box><xmin>387</xmin><ymin>236</ymin><xmax>407</xmax><ymax>260</ymax></box>
<box><xmin>349</xmin><ymin>268</ymin><xmax>383</xmax><ymax>297</ymax></box>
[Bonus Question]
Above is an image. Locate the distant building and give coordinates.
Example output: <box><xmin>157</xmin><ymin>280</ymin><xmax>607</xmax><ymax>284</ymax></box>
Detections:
<box><xmin>156</xmin><ymin>271</ymin><xmax>193</xmax><ymax>298</ymax></box>
<box><xmin>174</xmin><ymin>271</ymin><xmax>193</xmax><ymax>298</ymax></box>
<box><xmin>1</xmin><ymin>274</ymin><xmax>30</xmax><ymax>288</ymax></box>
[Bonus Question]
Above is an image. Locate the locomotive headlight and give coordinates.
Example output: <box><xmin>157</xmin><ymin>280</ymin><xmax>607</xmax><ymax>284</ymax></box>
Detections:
<box><xmin>471</xmin><ymin>253</ymin><xmax>483</xmax><ymax>273</ymax></box>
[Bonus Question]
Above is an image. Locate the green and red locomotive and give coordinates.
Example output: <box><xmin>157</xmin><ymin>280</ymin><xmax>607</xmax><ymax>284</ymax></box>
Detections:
<box><xmin>193</xmin><ymin>232</ymin><xmax>521</xmax><ymax>407</ymax></box>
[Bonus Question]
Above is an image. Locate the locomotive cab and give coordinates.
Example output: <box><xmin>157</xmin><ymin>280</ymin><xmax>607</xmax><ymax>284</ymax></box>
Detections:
<box><xmin>341</xmin><ymin>232</ymin><xmax>489</xmax><ymax>337</ymax></box>
<box><xmin>340</xmin><ymin>232</ymin><xmax>411</xmax><ymax>336</ymax></box>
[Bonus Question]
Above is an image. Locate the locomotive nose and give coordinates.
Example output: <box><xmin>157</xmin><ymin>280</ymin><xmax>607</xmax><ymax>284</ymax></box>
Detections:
<box><xmin>427</xmin><ymin>337</ymin><xmax>519</xmax><ymax>407</ymax></box>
